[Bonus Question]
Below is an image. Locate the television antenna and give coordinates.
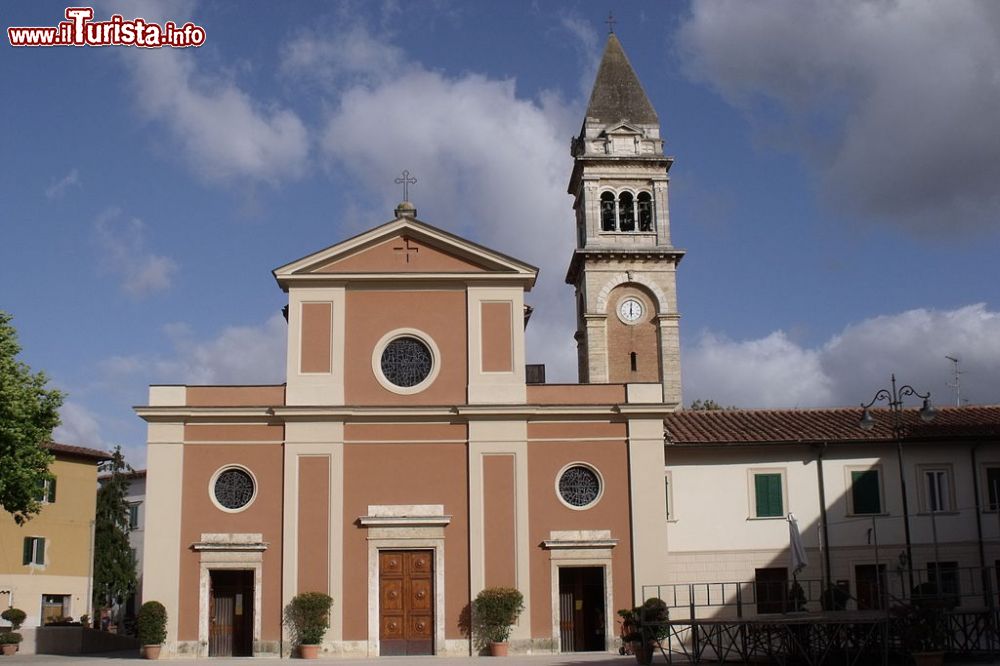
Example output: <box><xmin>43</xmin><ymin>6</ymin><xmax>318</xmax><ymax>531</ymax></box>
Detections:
<box><xmin>945</xmin><ymin>355</ymin><xmax>965</xmax><ymax>406</ymax></box>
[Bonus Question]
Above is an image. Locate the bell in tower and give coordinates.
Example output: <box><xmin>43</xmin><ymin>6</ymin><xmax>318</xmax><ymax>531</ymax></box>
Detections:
<box><xmin>565</xmin><ymin>32</ymin><xmax>684</xmax><ymax>406</ymax></box>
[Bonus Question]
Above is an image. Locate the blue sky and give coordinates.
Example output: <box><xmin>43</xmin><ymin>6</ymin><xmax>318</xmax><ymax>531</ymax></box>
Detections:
<box><xmin>3</xmin><ymin>1</ymin><xmax>1000</xmax><ymax>466</ymax></box>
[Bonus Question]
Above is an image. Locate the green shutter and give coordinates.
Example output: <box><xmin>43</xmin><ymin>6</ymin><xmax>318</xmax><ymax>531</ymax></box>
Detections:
<box><xmin>23</xmin><ymin>537</ymin><xmax>32</xmax><ymax>565</ymax></box>
<box><xmin>755</xmin><ymin>474</ymin><xmax>783</xmax><ymax>517</ymax></box>
<box><xmin>34</xmin><ymin>478</ymin><xmax>46</xmax><ymax>502</ymax></box>
<box><xmin>47</xmin><ymin>477</ymin><xmax>57</xmax><ymax>503</ymax></box>
<box><xmin>852</xmin><ymin>470</ymin><xmax>882</xmax><ymax>514</ymax></box>
<box><xmin>36</xmin><ymin>537</ymin><xmax>45</xmax><ymax>565</ymax></box>
<box><xmin>988</xmin><ymin>468</ymin><xmax>1000</xmax><ymax>510</ymax></box>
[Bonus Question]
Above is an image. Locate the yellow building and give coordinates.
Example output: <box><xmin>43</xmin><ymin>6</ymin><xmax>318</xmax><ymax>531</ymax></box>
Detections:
<box><xmin>0</xmin><ymin>442</ymin><xmax>108</xmax><ymax>628</ymax></box>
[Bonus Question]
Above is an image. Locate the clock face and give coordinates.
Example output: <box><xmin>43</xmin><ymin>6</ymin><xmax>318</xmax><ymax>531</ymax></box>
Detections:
<box><xmin>619</xmin><ymin>298</ymin><xmax>644</xmax><ymax>323</ymax></box>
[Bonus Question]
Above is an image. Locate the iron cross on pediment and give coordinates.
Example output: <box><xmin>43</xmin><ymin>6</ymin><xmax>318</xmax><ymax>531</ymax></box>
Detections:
<box><xmin>395</xmin><ymin>169</ymin><xmax>417</xmax><ymax>201</ymax></box>
<box><xmin>393</xmin><ymin>238</ymin><xmax>420</xmax><ymax>263</ymax></box>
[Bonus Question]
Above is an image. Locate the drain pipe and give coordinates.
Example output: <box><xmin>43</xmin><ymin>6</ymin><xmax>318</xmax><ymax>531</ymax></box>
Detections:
<box><xmin>815</xmin><ymin>442</ymin><xmax>833</xmax><ymax>591</ymax></box>
<box><xmin>970</xmin><ymin>443</ymin><xmax>989</xmax><ymax>606</ymax></box>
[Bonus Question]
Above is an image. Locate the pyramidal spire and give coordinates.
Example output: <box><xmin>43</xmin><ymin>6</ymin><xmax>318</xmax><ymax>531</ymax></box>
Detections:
<box><xmin>584</xmin><ymin>33</ymin><xmax>658</xmax><ymax>125</ymax></box>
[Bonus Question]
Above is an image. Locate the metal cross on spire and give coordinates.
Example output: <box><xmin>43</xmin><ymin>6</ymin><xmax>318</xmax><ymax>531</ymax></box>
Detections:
<box><xmin>605</xmin><ymin>11</ymin><xmax>616</xmax><ymax>34</ymax></box>
<box><xmin>395</xmin><ymin>170</ymin><xmax>417</xmax><ymax>202</ymax></box>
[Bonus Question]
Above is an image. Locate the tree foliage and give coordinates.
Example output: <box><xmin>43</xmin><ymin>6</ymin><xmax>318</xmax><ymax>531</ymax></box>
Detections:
<box><xmin>689</xmin><ymin>398</ymin><xmax>734</xmax><ymax>411</ymax></box>
<box><xmin>0</xmin><ymin>311</ymin><xmax>63</xmax><ymax>524</ymax></box>
<box><xmin>93</xmin><ymin>445</ymin><xmax>137</xmax><ymax>610</ymax></box>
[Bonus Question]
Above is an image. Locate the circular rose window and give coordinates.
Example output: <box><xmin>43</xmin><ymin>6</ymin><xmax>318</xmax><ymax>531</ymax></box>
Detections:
<box><xmin>380</xmin><ymin>336</ymin><xmax>433</xmax><ymax>388</ymax></box>
<box><xmin>558</xmin><ymin>464</ymin><xmax>602</xmax><ymax>508</ymax></box>
<box><xmin>212</xmin><ymin>467</ymin><xmax>256</xmax><ymax>511</ymax></box>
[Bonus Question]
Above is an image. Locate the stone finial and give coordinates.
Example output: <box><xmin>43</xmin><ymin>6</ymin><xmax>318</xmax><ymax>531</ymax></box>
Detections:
<box><xmin>395</xmin><ymin>201</ymin><xmax>417</xmax><ymax>218</ymax></box>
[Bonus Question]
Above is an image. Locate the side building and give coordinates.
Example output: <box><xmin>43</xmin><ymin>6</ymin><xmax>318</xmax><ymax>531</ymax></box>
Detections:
<box><xmin>0</xmin><ymin>443</ymin><xmax>109</xmax><ymax>628</ymax></box>
<box><xmin>661</xmin><ymin>406</ymin><xmax>1000</xmax><ymax>618</ymax></box>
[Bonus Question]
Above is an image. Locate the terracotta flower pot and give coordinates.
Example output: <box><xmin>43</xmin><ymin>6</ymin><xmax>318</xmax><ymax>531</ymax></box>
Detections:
<box><xmin>633</xmin><ymin>641</ymin><xmax>654</xmax><ymax>665</ymax></box>
<box><xmin>299</xmin><ymin>644</ymin><xmax>320</xmax><ymax>659</ymax></box>
<box><xmin>912</xmin><ymin>652</ymin><xmax>945</xmax><ymax>666</ymax></box>
<box><xmin>489</xmin><ymin>642</ymin><xmax>508</xmax><ymax>656</ymax></box>
<box><xmin>142</xmin><ymin>645</ymin><xmax>161</xmax><ymax>660</ymax></box>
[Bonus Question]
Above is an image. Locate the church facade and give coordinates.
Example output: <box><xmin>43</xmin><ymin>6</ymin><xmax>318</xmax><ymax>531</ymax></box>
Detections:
<box><xmin>138</xmin><ymin>34</ymin><xmax>682</xmax><ymax>658</ymax></box>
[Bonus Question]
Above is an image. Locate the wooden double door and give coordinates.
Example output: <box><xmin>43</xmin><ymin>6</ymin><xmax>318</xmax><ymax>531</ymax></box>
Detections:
<box><xmin>379</xmin><ymin>550</ymin><xmax>434</xmax><ymax>655</ymax></box>
<box><xmin>208</xmin><ymin>570</ymin><xmax>254</xmax><ymax>657</ymax></box>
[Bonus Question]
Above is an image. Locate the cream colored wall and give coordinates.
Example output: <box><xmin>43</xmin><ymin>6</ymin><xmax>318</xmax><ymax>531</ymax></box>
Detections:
<box><xmin>285</xmin><ymin>287</ymin><xmax>346</xmax><ymax>406</ymax></box>
<box><xmin>281</xmin><ymin>422</ymin><xmax>344</xmax><ymax>652</ymax></box>
<box><xmin>467</xmin><ymin>420</ymin><xmax>531</xmax><ymax>642</ymax></box>
<box><xmin>141</xmin><ymin>415</ymin><xmax>185</xmax><ymax>655</ymax></box>
<box><xmin>466</xmin><ymin>287</ymin><xmax>526</xmax><ymax>404</ymax></box>
<box><xmin>662</xmin><ymin>441</ymin><xmax>1000</xmax><ymax>610</ymax></box>
<box><xmin>0</xmin><ymin>574</ymin><xmax>90</xmax><ymax>629</ymax></box>
<box><xmin>627</xmin><ymin>418</ymin><xmax>669</xmax><ymax>604</ymax></box>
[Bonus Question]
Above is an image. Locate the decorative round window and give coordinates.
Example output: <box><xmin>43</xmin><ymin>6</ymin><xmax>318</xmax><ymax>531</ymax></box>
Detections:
<box><xmin>380</xmin><ymin>336</ymin><xmax>433</xmax><ymax>387</ymax></box>
<box><xmin>372</xmin><ymin>329</ymin><xmax>441</xmax><ymax>395</ymax></box>
<box><xmin>211</xmin><ymin>467</ymin><xmax>256</xmax><ymax>512</ymax></box>
<box><xmin>557</xmin><ymin>464</ymin><xmax>603</xmax><ymax>509</ymax></box>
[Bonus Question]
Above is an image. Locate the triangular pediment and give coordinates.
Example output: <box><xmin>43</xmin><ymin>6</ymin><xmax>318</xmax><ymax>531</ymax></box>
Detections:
<box><xmin>603</xmin><ymin>121</ymin><xmax>643</xmax><ymax>136</ymax></box>
<box><xmin>273</xmin><ymin>217</ymin><xmax>537</xmax><ymax>288</ymax></box>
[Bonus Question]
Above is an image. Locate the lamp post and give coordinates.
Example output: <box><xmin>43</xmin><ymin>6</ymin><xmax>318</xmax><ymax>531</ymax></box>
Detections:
<box><xmin>859</xmin><ymin>374</ymin><xmax>937</xmax><ymax>595</ymax></box>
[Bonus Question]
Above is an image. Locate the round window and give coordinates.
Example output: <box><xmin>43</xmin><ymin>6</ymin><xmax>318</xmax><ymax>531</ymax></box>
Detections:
<box><xmin>380</xmin><ymin>336</ymin><xmax>433</xmax><ymax>388</ymax></box>
<box><xmin>557</xmin><ymin>464</ymin><xmax>602</xmax><ymax>508</ymax></box>
<box><xmin>212</xmin><ymin>467</ymin><xmax>256</xmax><ymax>511</ymax></box>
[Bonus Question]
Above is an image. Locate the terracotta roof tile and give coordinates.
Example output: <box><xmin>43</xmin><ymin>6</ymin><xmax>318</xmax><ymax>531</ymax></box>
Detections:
<box><xmin>46</xmin><ymin>441</ymin><xmax>112</xmax><ymax>461</ymax></box>
<box><xmin>664</xmin><ymin>405</ymin><xmax>1000</xmax><ymax>446</ymax></box>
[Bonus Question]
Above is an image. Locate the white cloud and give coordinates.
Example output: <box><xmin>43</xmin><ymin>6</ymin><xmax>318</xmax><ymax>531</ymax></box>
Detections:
<box><xmin>127</xmin><ymin>49</ymin><xmax>308</xmax><ymax>185</ymax></box>
<box><xmin>54</xmin><ymin>401</ymin><xmax>103</xmax><ymax>447</ymax></box>
<box><xmin>103</xmin><ymin>314</ymin><xmax>287</xmax><ymax>386</ymax></box>
<box><xmin>107</xmin><ymin>0</ymin><xmax>308</xmax><ymax>187</ymax></box>
<box><xmin>684</xmin><ymin>304</ymin><xmax>1000</xmax><ymax>408</ymax></box>
<box><xmin>94</xmin><ymin>208</ymin><xmax>178</xmax><ymax>297</ymax></box>
<box><xmin>45</xmin><ymin>168</ymin><xmax>80</xmax><ymax>199</ymax></box>
<box><xmin>280</xmin><ymin>24</ymin><xmax>405</xmax><ymax>88</ymax></box>
<box><xmin>677</xmin><ymin>0</ymin><xmax>1000</xmax><ymax>232</ymax></box>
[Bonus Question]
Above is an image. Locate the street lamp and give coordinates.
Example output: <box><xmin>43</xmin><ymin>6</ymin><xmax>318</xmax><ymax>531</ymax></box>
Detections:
<box><xmin>859</xmin><ymin>374</ymin><xmax>936</xmax><ymax>595</ymax></box>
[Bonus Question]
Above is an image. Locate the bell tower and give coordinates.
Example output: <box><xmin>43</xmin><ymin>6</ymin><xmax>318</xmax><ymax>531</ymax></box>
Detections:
<box><xmin>565</xmin><ymin>33</ymin><xmax>684</xmax><ymax>406</ymax></box>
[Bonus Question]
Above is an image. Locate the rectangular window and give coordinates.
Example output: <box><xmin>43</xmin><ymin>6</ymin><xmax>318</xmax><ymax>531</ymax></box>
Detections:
<box><xmin>922</xmin><ymin>467</ymin><xmax>951</xmax><ymax>512</ymax></box>
<box><xmin>850</xmin><ymin>469</ymin><xmax>882</xmax><ymax>514</ymax></box>
<box><xmin>986</xmin><ymin>467</ymin><xmax>1000</xmax><ymax>510</ymax></box>
<box><xmin>664</xmin><ymin>471</ymin><xmax>673</xmax><ymax>520</ymax></box>
<box><xmin>927</xmin><ymin>561</ymin><xmax>960</xmax><ymax>598</ymax></box>
<box><xmin>753</xmin><ymin>472</ymin><xmax>783</xmax><ymax>518</ymax></box>
<box><xmin>22</xmin><ymin>537</ymin><xmax>45</xmax><ymax>565</ymax></box>
<box><xmin>33</xmin><ymin>477</ymin><xmax>56</xmax><ymax>503</ymax></box>
<box><xmin>129</xmin><ymin>503</ymin><xmax>140</xmax><ymax>530</ymax></box>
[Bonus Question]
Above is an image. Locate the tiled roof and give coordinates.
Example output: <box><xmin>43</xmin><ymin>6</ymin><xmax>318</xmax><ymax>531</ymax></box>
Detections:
<box><xmin>664</xmin><ymin>405</ymin><xmax>1000</xmax><ymax>446</ymax></box>
<box><xmin>584</xmin><ymin>34</ymin><xmax>658</xmax><ymax>125</ymax></box>
<box><xmin>46</xmin><ymin>441</ymin><xmax>112</xmax><ymax>461</ymax></box>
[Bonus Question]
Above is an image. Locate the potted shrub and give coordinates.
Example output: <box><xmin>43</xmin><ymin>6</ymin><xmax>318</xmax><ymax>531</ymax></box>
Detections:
<box><xmin>618</xmin><ymin>598</ymin><xmax>669</xmax><ymax>665</ymax></box>
<box><xmin>893</xmin><ymin>598</ymin><xmax>949</xmax><ymax>666</ymax></box>
<box><xmin>284</xmin><ymin>592</ymin><xmax>333</xmax><ymax>659</ymax></box>
<box><xmin>136</xmin><ymin>601</ymin><xmax>167</xmax><ymax>659</ymax></box>
<box><xmin>820</xmin><ymin>584</ymin><xmax>849</xmax><ymax>611</ymax></box>
<box><xmin>472</xmin><ymin>587</ymin><xmax>524</xmax><ymax>656</ymax></box>
<box><xmin>0</xmin><ymin>609</ymin><xmax>25</xmax><ymax>656</ymax></box>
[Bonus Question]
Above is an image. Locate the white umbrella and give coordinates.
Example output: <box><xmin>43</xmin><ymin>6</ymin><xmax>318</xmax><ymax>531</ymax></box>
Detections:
<box><xmin>788</xmin><ymin>512</ymin><xmax>809</xmax><ymax>577</ymax></box>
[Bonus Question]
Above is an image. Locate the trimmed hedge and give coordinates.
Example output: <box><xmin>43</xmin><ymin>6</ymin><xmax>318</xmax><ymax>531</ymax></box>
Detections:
<box><xmin>137</xmin><ymin>601</ymin><xmax>167</xmax><ymax>646</ymax></box>
<box><xmin>284</xmin><ymin>592</ymin><xmax>333</xmax><ymax>646</ymax></box>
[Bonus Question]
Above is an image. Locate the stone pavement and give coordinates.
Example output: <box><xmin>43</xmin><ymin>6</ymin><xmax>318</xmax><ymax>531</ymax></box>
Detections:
<box><xmin>0</xmin><ymin>653</ymin><xmax>996</xmax><ymax>665</ymax></box>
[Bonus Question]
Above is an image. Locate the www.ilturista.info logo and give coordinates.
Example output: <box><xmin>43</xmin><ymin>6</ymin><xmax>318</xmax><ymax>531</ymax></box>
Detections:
<box><xmin>8</xmin><ymin>7</ymin><xmax>206</xmax><ymax>48</ymax></box>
